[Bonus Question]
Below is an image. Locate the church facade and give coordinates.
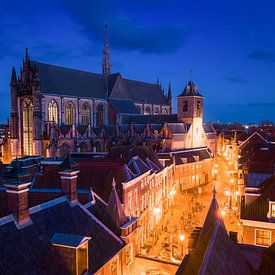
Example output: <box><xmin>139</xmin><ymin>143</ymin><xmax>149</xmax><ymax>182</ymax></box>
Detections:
<box><xmin>7</xmin><ymin>29</ymin><xmax>216</xmax><ymax>162</ymax></box>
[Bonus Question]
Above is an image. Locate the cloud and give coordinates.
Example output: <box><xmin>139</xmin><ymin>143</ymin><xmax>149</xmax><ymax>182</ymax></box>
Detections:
<box><xmin>61</xmin><ymin>0</ymin><xmax>188</xmax><ymax>54</ymax></box>
<box><xmin>225</xmin><ymin>71</ymin><xmax>246</xmax><ymax>84</ymax></box>
<box><xmin>247</xmin><ymin>49</ymin><xmax>275</xmax><ymax>61</ymax></box>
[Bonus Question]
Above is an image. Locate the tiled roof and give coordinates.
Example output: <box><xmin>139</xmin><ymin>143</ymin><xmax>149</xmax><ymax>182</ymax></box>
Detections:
<box><xmin>0</xmin><ymin>197</ymin><xmax>124</xmax><ymax>273</ymax></box>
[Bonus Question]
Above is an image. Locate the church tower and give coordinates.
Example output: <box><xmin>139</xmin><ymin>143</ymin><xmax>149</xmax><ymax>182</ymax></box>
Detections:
<box><xmin>102</xmin><ymin>24</ymin><xmax>111</xmax><ymax>75</ymax></box>
<box><xmin>177</xmin><ymin>79</ymin><xmax>206</xmax><ymax>148</ymax></box>
<box><xmin>177</xmin><ymin>80</ymin><xmax>204</xmax><ymax>124</ymax></box>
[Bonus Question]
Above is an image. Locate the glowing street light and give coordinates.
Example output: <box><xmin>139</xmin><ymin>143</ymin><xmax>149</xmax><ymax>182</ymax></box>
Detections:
<box><xmin>221</xmin><ymin>210</ymin><xmax>226</xmax><ymax>217</ymax></box>
<box><xmin>179</xmin><ymin>234</ymin><xmax>185</xmax><ymax>256</ymax></box>
<box><xmin>154</xmin><ymin>207</ymin><xmax>161</xmax><ymax>214</ymax></box>
<box><xmin>230</xmin><ymin>179</ymin><xmax>234</xmax><ymax>184</ymax></box>
<box><xmin>224</xmin><ymin>189</ymin><xmax>231</xmax><ymax>196</ymax></box>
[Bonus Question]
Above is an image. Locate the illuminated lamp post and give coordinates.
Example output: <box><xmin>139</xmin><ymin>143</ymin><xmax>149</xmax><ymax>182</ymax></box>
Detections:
<box><xmin>179</xmin><ymin>234</ymin><xmax>185</xmax><ymax>256</ymax></box>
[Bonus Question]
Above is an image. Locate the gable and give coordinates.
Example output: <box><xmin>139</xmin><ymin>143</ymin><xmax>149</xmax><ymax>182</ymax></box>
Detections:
<box><xmin>109</xmin><ymin>74</ymin><xmax>130</xmax><ymax>100</ymax></box>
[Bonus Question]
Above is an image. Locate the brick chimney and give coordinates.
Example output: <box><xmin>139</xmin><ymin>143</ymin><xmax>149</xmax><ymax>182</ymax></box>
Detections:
<box><xmin>59</xmin><ymin>152</ymin><xmax>79</xmax><ymax>202</ymax></box>
<box><xmin>59</xmin><ymin>170</ymin><xmax>79</xmax><ymax>202</ymax></box>
<box><xmin>3</xmin><ymin>160</ymin><xmax>32</xmax><ymax>225</ymax></box>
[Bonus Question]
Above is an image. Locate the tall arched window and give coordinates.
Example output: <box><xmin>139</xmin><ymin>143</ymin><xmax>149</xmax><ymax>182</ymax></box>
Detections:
<box><xmin>154</xmin><ymin>108</ymin><xmax>159</xmax><ymax>115</ymax></box>
<box><xmin>65</xmin><ymin>101</ymin><xmax>76</xmax><ymax>125</ymax></box>
<box><xmin>81</xmin><ymin>102</ymin><xmax>91</xmax><ymax>125</ymax></box>
<box><xmin>162</xmin><ymin>108</ymin><xmax>168</xmax><ymax>114</ymax></box>
<box><xmin>48</xmin><ymin>99</ymin><xmax>59</xmax><ymax>124</ymax></box>
<box><xmin>22</xmin><ymin>98</ymin><xmax>33</xmax><ymax>155</ymax></box>
<box><xmin>96</xmin><ymin>104</ymin><xmax>104</xmax><ymax>127</ymax></box>
<box><xmin>144</xmin><ymin>106</ymin><xmax>151</xmax><ymax>115</ymax></box>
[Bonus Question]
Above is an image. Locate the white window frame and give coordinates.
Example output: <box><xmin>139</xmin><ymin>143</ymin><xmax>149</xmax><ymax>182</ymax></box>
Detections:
<box><xmin>255</xmin><ymin>228</ymin><xmax>271</xmax><ymax>247</ymax></box>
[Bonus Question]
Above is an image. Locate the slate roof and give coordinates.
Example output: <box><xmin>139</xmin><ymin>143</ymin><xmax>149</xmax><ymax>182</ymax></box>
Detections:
<box><xmin>109</xmin><ymin>145</ymin><xmax>163</xmax><ymax>170</ymax></box>
<box><xmin>32</xmin><ymin>61</ymin><xmax>107</xmax><ymax>99</ymax></box>
<box><xmin>109</xmin><ymin>99</ymin><xmax>140</xmax><ymax>114</ymax></box>
<box><xmin>167</xmin><ymin>123</ymin><xmax>190</xmax><ymax>134</ymax></box>
<box><xmin>0</xmin><ymin>196</ymin><xmax>124</xmax><ymax>273</ymax></box>
<box><xmin>173</xmin><ymin>148</ymin><xmax>213</xmax><ymax>166</ymax></box>
<box><xmin>178</xmin><ymin>80</ymin><xmax>203</xmax><ymax>97</ymax></box>
<box><xmin>31</xmin><ymin>61</ymin><xmax>168</xmax><ymax>106</ymax></box>
<box><xmin>122</xmin><ymin>114</ymin><xmax>177</xmax><ymax>124</ymax></box>
<box><xmin>241</xmin><ymin>176</ymin><xmax>275</xmax><ymax>222</ymax></box>
<box><xmin>103</xmin><ymin>179</ymin><xmax>128</xmax><ymax>234</ymax></box>
<box><xmin>203</xmin><ymin>123</ymin><xmax>216</xmax><ymax>134</ymax></box>
<box><xmin>124</xmin><ymin>78</ymin><xmax>168</xmax><ymax>105</ymax></box>
<box><xmin>51</xmin><ymin>232</ymin><xmax>89</xmax><ymax>247</ymax></box>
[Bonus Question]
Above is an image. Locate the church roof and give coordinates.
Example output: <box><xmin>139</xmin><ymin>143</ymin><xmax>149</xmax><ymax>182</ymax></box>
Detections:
<box><xmin>178</xmin><ymin>80</ymin><xmax>203</xmax><ymax>97</ymax></box>
<box><xmin>109</xmin><ymin>99</ymin><xmax>140</xmax><ymax>115</ymax></box>
<box><xmin>32</xmin><ymin>61</ymin><xmax>108</xmax><ymax>99</ymax></box>
<box><xmin>124</xmin><ymin>78</ymin><xmax>168</xmax><ymax>105</ymax></box>
<box><xmin>30</xmin><ymin>61</ymin><xmax>169</xmax><ymax>105</ymax></box>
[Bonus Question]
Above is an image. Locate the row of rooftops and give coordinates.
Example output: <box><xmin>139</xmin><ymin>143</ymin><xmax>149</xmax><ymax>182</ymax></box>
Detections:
<box><xmin>0</xmin><ymin>151</ymin><xmax>143</xmax><ymax>273</ymax></box>
<box><xmin>48</xmin><ymin>120</ymin><xmax>216</xmax><ymax>138</ymax></box>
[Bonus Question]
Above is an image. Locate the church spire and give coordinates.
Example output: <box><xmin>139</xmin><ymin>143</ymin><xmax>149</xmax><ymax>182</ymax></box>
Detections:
<box><xmin>11</xmin><ymin>67</ymin><xmax>17</xmax><ymax>85</ymax></box>
<box><xmin>105</xmin><ymin>178</ymin><xmax>127</xmax><ymax>229</ymax></box>
<box><xmin>102</xmin><ymin>24</ymin><xmax>111</xmax><ymax>75</ymax></box>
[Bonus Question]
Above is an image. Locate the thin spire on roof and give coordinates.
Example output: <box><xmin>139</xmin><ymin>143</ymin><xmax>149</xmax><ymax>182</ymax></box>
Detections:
<box><xmin>105</xmin><ymin>178</ymin><xmax>128</xmax><ymax>228</ymax></box>
<box><xmin>102</xmin><ymin>24</ymin><xmax>111</xmax><ymax>75</ymax></box>
<box><xmin>11</xmin><ymin>67</ymin><xmax>17</xmax><ymax>85</ymax></box>
<box><xmin>189</xmin><ymin>68</ymin><xmax>193</xmax><ymax>80</ymax></box>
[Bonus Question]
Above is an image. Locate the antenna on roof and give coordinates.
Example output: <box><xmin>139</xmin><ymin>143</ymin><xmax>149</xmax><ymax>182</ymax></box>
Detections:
<box><xmin>189</xmin><ymin>68</ymin><xmax>193</xmax><ymax>80</ymax></box>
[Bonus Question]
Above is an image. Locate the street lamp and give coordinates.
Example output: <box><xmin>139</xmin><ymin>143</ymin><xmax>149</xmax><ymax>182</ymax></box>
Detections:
<box><xmin>224</xmin><ymin>189</ymin><xmax>231</xmax><ymax>197</ymax></box>
<box><xmin>221</xmin><ymin>210</ymin><xmax>226</xmax><ymax>217</ymax></box>
<box><xmin>179</xmin><ymin>234</ymin><xmax>185</xmax><ymax>256</ymax></box>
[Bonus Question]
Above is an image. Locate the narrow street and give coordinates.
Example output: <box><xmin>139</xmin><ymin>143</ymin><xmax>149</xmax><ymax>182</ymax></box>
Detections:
<box><xmin>144</xmin><ymin>155</ymin><xmax>240</xmax><ymax>263</ymax></box>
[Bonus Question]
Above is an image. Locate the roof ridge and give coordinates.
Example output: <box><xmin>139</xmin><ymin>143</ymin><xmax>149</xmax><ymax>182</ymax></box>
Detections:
<box><xmin>32</xmin><ymin>60</ymin><xmax>103</xmax><ymax>77</ymax></box>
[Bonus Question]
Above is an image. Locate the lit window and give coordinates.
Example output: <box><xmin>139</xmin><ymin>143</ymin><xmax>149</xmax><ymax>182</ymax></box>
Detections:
<box><xmin>144</xmin><ymin>106</ymin><xmax>151</xmax><ymax>115</ymax></box>
<box><xmin>162</xmin><ymin>108</ymin><xmax>168</xmax><ymax>114</ymax></box>
<box><xmin>81</xmin><ymin>102</ymin><xmax>91</xmax><ymax>125</ymax></box>
<box><xmin>22</xmin><ymin>98</ymin><xmax>33</xmax><ymax>156</ymax></box>
<box><xmin>197</xmin><ymin>100</ymin><xmax>201</xmax><ymax>116</ymax></box>
<box><xmin>65</xmin><ymin>101</ymin><xmax>76</xmax><ymax>125</ymax></box>
<box><xmin>271</xmin><ymin>204</ymin><xmax>275</xmax><ymax>218</ymax></box>
<box><xmin>255</xmin><ymin>229</ymin><xmax>271</xmax><ymax>246</ymax></box>
<box><xmin>48</xmin><ymin>99</ymin><xmax>58</xmax><ymax>124</ymax></box>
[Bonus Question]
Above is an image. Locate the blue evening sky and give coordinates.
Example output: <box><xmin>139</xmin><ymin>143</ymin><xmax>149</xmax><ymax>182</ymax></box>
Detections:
<box><xmin>0</xmin><ymin>0</ymin><xmax>274</xmax><ymax>123</ymax></box>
